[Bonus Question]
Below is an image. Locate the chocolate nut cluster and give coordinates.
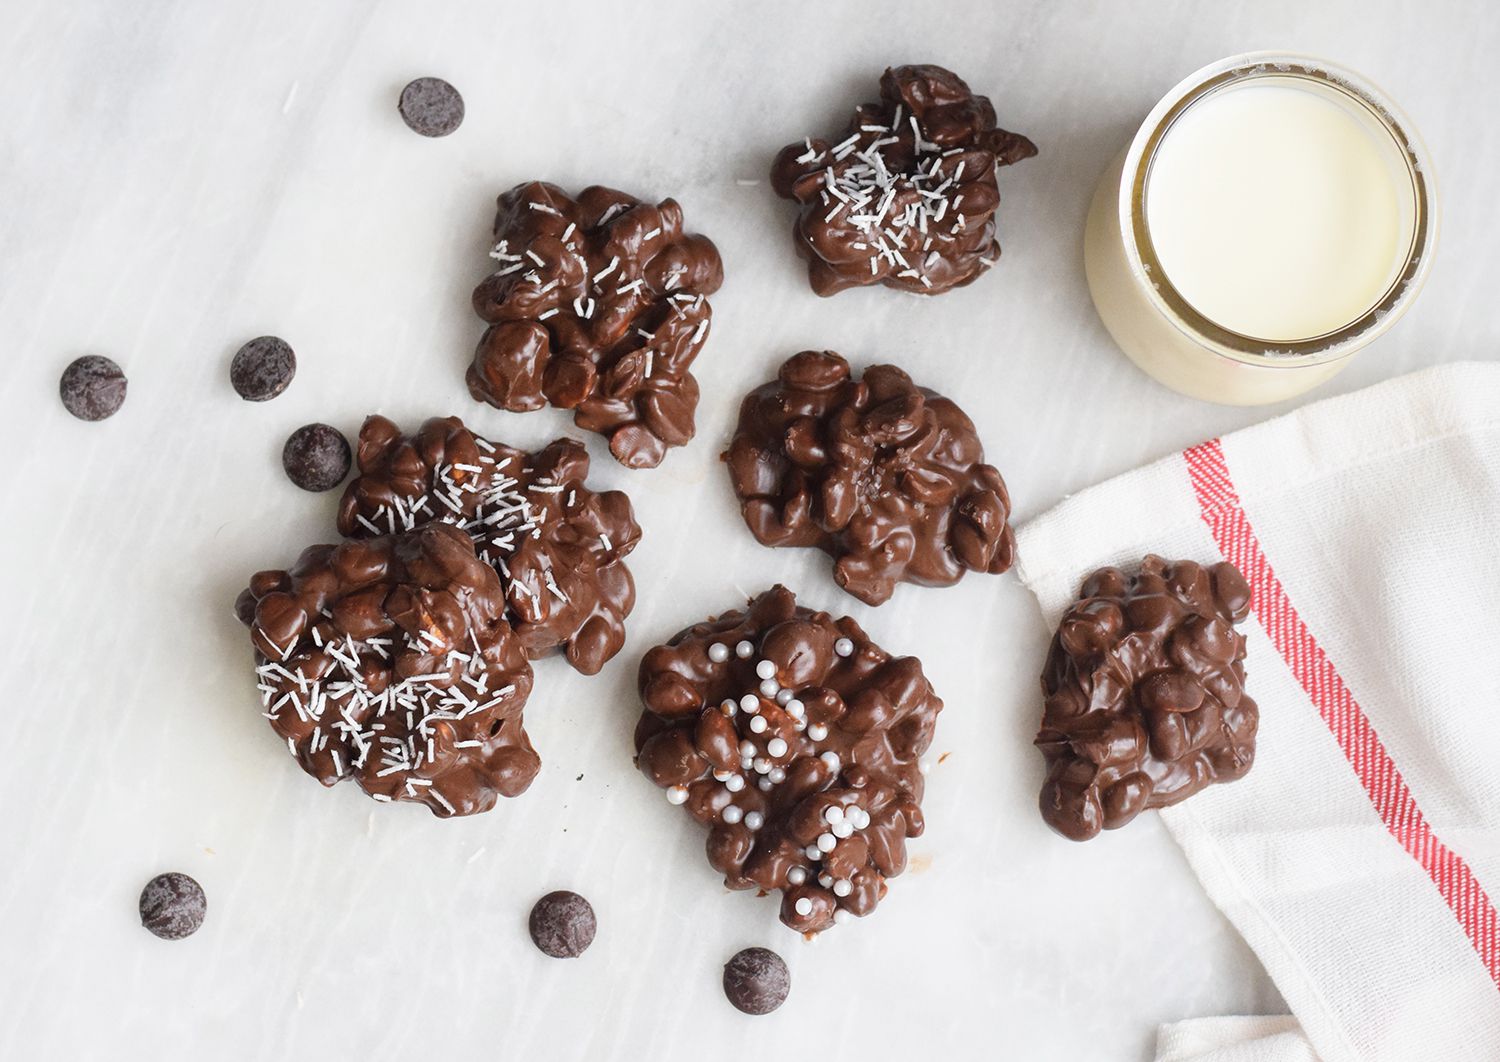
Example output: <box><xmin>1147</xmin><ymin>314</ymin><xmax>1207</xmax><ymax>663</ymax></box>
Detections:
<box><xmin>1035</xmin><ymin>556</ymin><xmax>1259</xmax><ymax>841</ymax></box>
<box><xmin>726</xmin><ymin>350</ymin><xmax>1016</xmax><ymax>606</ymax></box>
<box><xmin>770</xmin><ymin>64</ymin><xmax>1036</xmax><ymax>296</ymax></box>
<box><xmin>635</xmin><ymin>586</ymin><xmax>941</xmax><ymax>934</ymax></box>
<box><xmin>468</xmin><ymin>181</ymin><xmax>725</xmax><ymax>469</ymax></box>
<box><xmin>337</xmin><ymin>414</ymin><xmax>641</xmax><ymax>675</ymax></box>
<box><xmin>235</xmin><ymin>523</ymin><xmax>539</xmax><ymax>818</ymax></box>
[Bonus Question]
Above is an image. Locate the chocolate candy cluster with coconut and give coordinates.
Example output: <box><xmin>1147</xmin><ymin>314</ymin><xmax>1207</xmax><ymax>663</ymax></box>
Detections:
<box><xmin>1036</xmin><ymin>556</ymin><xmax>1259</xmax><ymax>841</ymax></box>
<box><xmin>635</xmin><ymin>585</ymin><xmax>941</xmax><ymax>934</ymax></box>
<box><xmin>468</xmin><ymin>181</ymin><xmax>725</xmax><ymax>469</ymax></box>
<box><xmin>769</xmin><ymin>64</ymin><xmax>1036</xmax><ymax>296</ymax></box>
<box><xmin>236</xmin><ymin>523</ymin><xmax>538</xmax><ymax>817</ymax></box>
<box><xmin>725</xmin><ymin>350</ymin><xmax>1016</xmax><ymax>606</ymax></box>
<box><xmin>337</xmin><ymin>415</ymin><xmax>640</xmax><ymax>675</ymax></box>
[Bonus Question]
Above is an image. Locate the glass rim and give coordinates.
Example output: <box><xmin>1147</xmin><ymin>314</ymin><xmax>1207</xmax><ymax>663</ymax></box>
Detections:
<box><xmin>1119</xmin><ymin>52</ymin><xmax>1439</xmax><ymax>369</ymax></box>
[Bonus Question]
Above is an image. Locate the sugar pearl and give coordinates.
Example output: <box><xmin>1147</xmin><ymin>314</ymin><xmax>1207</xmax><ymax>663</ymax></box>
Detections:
<box><xmin>745</xmin><ymin>811</ymin><xmax>764</xmax><ymax>830</ymax></box>
<box><xmin>755</xmin><ymin>660</ymin><xmax>776</xmax><ymax>680</ymax></box>
<box><xmin>775</xmin><ymin>688</ymin><xmax>794</xmax><ymax>706</ymax></box>
<box><xmin>722</xmin><ymin>805</ymin><xmax>743</xmax><ymax>825</ymax></box>
<box><xmin>725</xmin><ymin>775</ymin><xmax>746</xmax><ymax>793</ymax></box>
<box><xmin>794</xmin><ymin>897</ymin><xmax>813</xmax><ymax>916</ymax></box>
<box><xmin>740</xmin><ymin>694</ymin><xmax>760</xmax><ymax>713</ymax></box>
<box><xmin>712</xmin><ymin>769</ymin><xmax>731</xmax><ymax>782</ymax></box>
<box><xmin>833</xmin><ymin>879</ymin><xmax>853</xmax><ymax>897</ymax></box>
<box><xmin>720</xmin><ymin>698</ymin><xmax>737</xmax><ymax>717</ymax></box>
<box><xmin>768</xmin><ymin>767</ymin><xmax>786</xmax><ymax>784</ymax></box>
<box><xmin>708</xmin><ymin>642</ymin><xmax>729</xmax><ymax>663</ymax></box>
<box><xmin>833</xmin><ymin>909</ymin><xmax>852</xmax><ymax>925</ymax></box>
<box><xmin>767</xmin><ymin>737</ymin><xmax>788</xmax><ymax>758</ymax></box>
<box><xmin>919</xmin><ymin>758</ymin><xmax>933</xmax><ymax>775</ymax></box>
<box><xmin>824</xmin><ymin>806</ymin><xmax>844</xmax><ymax>826</ymax></box>
<box><xmin>832</xmin><ymin>821</ymin><xmax>854</xmax><ymax>839</ymax></box>
<box><xmin>819</xmin><ymin>873</ymin><xmax>833</xmax><ymax>888</ymax></box>
<box><xmin>786</xmin><ymin>699</ymin><xmax>805</xmax><ymax>719</ymax></box>
<box><xmin>805</xmin><ymin>845</ymin><xmax>823</xmax><ymax>861</ymax></box>
<box><xmin>666</xmin><ymin>785</ymin><xmax>688</xmax><ymax>805</ymax></box>
<box><xmin>834</xmin><ymin>637</ymin><xmax>854</xmax><ymax>657</ymax></box>
<box><xmin>759</xmin><ymin>679</ymin><xmax>779</xmax><ymax>697</ymax></box>
<box><xmin>753</xmin><ymin>757</ymin><xmax>771</xmax><ymax>774</ymax></box>
<box><xmin>758</xmin><ymin>778</ymin><xmax>773</xmax><ymax>791</ymax></box>
<box><xmin>820</xmin><ymin>751</ymin><xmax>841</xmax><ymax>772</ymax></box>
<box><xmin>749</xmin><ymin>715</ymin><xmax>769</xmax><ymax>734</ymax></box>
<box><xmin>853</xmin><ymin>808</ymin><xmax>871</xmax><ymax>829</ymax></box>
<box><xmin>787</xmin><ymin>866</ymin><xmax>807</xmax><ymax>885</ymax></box>
<box><xmin>739</xmin><ymin>740</ymin><xmax>756</xmax><ymax>758</ymax></box>
<box><xmin>816</xmin><ymin>832</ymin><xmax>837</xmax><ymax>853</ymax></box>
<box><xmin>735</xmin><ymin>640</ymin><xmax>754</xmax><ymax>659</ymax></box>
<box><xmin>742</xmin><ymin>757</ymin><xmax>755</xmax><ymax>770</ymax></box>
<box><xmin>808</xmin><ymin>723</ymin><xmax>828</xmax><ymax>741</ymax></box>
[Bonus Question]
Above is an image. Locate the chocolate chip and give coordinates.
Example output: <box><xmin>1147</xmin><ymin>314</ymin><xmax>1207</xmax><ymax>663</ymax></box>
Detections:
<box><xmin>139</xmin><ymin>872</ymin><xmax>206</xmax><ymax>940</ymax></box>
<box><xmin>399</xmin><ymin>77</ymin><xmax>464</xmax><ymax>137</ymax></box>
<box><xmin>230</xmin><ymin>336</ymin><xmax>296</xmax><ymax>402</ymax></box>
<box><xmin>282</xmin><ymin>423</ymin><xmax>351</xmax><ymax>492</ymax></box>
<box><xmin>59</xmin><ymin>355</ymin><xmax>127</xmax><ymax>421</ymax></box>
<box><xmin>722</xmin><ymin>947</ymin><xmax>790</xmax><ymax>1015</ymax></box>
<box><xmin>528</xmin><ymin>890</ymin><xmax>596</xmax><ymax>958</ymax></box>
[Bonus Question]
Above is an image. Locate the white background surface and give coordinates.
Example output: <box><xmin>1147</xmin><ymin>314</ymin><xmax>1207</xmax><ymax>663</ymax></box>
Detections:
<box><xmin>1</xmin><ymin>2</ymin><xmax>1495</xmax><ymax>1059</ymax></box>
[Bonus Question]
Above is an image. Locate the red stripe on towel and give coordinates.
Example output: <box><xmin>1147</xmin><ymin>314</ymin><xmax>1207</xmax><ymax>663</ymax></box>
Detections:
<box><xmin>1185</xmin><ymin>437</ymin><xmax>1500</xmax><ymax>988</ymax></box>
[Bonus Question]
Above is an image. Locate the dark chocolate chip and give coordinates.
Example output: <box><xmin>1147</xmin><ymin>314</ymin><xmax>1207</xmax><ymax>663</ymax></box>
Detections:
<box><xmin>230</xmin><ymin>336</ymin><xmax>296</xmax><ymax>402</ymax></box>
<box><xmin>528</xmin><ymin>890</ymin><xmax>596</xmax><ymax>958</ymax></box>
<box><xmin>282</xmin><ymin>423</ymin><xmax>351</xmax><ymax>492</ymax></box>
<box><xmin>722</xmin><ymin>947</ymin><xmax>790</xmax><ymax>1015</ymax></box>
<box><xmin>59</xmin><ymin>355</ymin><xmax>127</xmax><ymax>421</ymax></box>
<box><xmin>399</xmin><ymin>77</ymin><xmax>464</xmax><ymax>137</ymax></box>
<box><xmin>139</xmin><ymin>872</ymin><xmax>206</xmax><ymax>940</ymax></box>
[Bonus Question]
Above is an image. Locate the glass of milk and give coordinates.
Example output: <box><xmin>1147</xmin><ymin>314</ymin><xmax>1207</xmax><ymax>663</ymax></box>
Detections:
<box><xmin>1084</xmin><ymin>53</ymin><xmax>1437</xmax><ymax>405</ymax></box>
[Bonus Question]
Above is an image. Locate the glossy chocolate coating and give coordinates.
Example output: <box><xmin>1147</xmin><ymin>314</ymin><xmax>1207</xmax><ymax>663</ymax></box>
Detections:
<box><xmin>725</xmin><ymin>350</ymin><xmax>1016</xmax><ymax>606</ymax></box>
<box><xmin>770</xmin><ymin>64</ymin><xmax>1036</xmax><ymax>297</ymax></box>
<box><xmin>468</xmin><ymin>181</ymin><xmax>724</xmax><ymax>469</ymax></box>
<box><xmin>1036</xmin><ymin>556</ymin><xmax>1258</xmax><ymax>841</ymax></box>
<box><xmin>635</xmin><ymin>586</ymin><xmax>941</xmax><ymax>934</ymax></box>
<box><xmin>337</xmin><ymin>415</ymin><xmax>640</xmax><ymax>675</ymax></box>
<box><xmin>236</xmin><ymin>523</ymin><xmax>539</xmax><ymax>817</ymax></box>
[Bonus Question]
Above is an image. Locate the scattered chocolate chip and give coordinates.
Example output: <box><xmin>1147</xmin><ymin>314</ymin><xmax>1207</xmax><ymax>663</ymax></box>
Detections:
<box><xmin>281</xmin><ymin>423</ymin><xmax>351</xmax><ymax>492</ymax></box>
<box><xmin>399</xmin><ymin>77</ymin><xmax>464</xmax><ymax>137</ymax></box>
<box><xmin>59</xmin><ymin>355</ymin><xmax>127</xmax><ymax>421</ymax></box>
<box><xmin>230</xmin><ymin>336</ymin><xmax>296</xmax><ymax>402</ymax></box>
<box><xmin>139</xmin><ymin>872</ymin><xmax>206</xmax><ymax>940</ymax></box>
<box><xmin>722</xmin><ymin>947</ymin><xmax>790</xmax><ymax>1015</ymax></box>
<box><xmin>528</xmin><ymin>890</ymin><xmax>596</xmax><ymax>958</ymax></box>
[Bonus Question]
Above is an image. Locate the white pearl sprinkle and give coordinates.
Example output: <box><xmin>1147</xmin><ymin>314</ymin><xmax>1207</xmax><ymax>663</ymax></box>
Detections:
<box><xmin>816</xmin><ymin>832</ymin><xmax>837</xmax><ymax>853</ymax></box>
<box><xmin>919</xmin><ymin>758</ymin><xmax>933</xmax><ymax>775</ymax></box>
<box><xmin>755</xmin><ymin>660</ymin><xmax>776</xmax><ymax>680</ymax></box>
<box><xmin>833</xmin><ymin>909</ymin><xmax>852</xmax><ymax>925</ymax></box>
<box><xmin>794</xmin><ymin>897</ymin><xmax>813</xmax><ymax>916</ymax></box>
<box><xmin>725</xmin><ymin>775</ymin><xmax>746</xmax><ymax>793</ymax></box>
<box><xmin>741</xmin><ymin>756</ymin><xmax>755</xmax><ymax>770</ymax></box>
<box><xmin>832</xmin><ymin>821</ymin><xmax>854</xmax><ymax>839</ymax></box>
<box><xmin>740</xmin><ymin>694</ymin><xmax>759</xmax><ymax>713</ymax></box>
<box><xmin>745</xmin><ymin>811</ymin><xmax>764</xmax><ymax>830</ymax></box>
<box><xmin>853</xmin><ymin>808</ymin><xmax>871</xmax><ymax>829</ymax></box>
<box><xmin>786</xmin><ymin>699</ymin><xmax>805</xmax><ymax>719</ymax></box>
<box><xmin>712</xmin><ymin>769</ymin><xmax>731</xmax><ymax>782</ymax></box>
<box><xmin>793</xmin><ymin>719</ymin><xmax>807</xmax><ymax>732</ymax></box>
<box><xmin>767</xmin><ymin>737</ymin><xmax>788</xmax><ymax>758</ymax></box>
<box><xmin>808</xmin><ymin>723</ymin><xmax>828</xmax><ymax>741</ymax></box>
<box><xmin>824</xmin><ymin>806</ymin><xmax>844</xmax><ymax>826</ymax></box>
<box><xmin>787</xmin><ymin>866</ymin><xmax>807</xmax><ymax>885</ymax></box>
<box><xmin>820</xmin><ymin>751</ymin><xmax>841</xmax><ymax>772</ymax></box>
<box><xmin>818</xmin><ymin>873</ymin><xmax>833</xmax><ymax>888</ymax></box>
<box><xmin>758</xmin><ymin>678</ymin><xmax>779</xmax><ymax>697</ymax></box>
<box><xmin>749</xmin><ymin>715</ymin><xmax>769</xmax><ymax>734</ymax></box>
<box><xmin>708</xmin><ymin>642</ymin><xmax>729</xmax><ymax>663</ymax></box>
<box><xmin>666</xmin><ymin>785</ymin><xmax>688</xmax><ymax>805</ymax></box>
<box><xmin>769</xmin><ymin>767</ymin><xmax>786</xmax><ymax>784</ymax></box>
<box><xmin>834</xmin><ymin>637</ymin><xmax>854</xmax><ymax>657</ymax></box>
<box><xmin>739</xmin><ymin>740</ymin><xmax>755</xmax><ymax>758</ymax></box>
<box><xmin>758</xmin><ymin>778</ymin><xmax>773</xmax><ymax>791</ymax></box>
<box><xmin>722</xmin><ymin>805</ymin><xmax>743</xmax><ymax>825</ymax></box>
<box><xmin>753</xmin><ymin>757</ymin><xmax>771</xmax><ymax>774</ymax></box>
<box><xmin>720</xmin><ymin>698</ymin><xmax>737</xmax><ymax>717</ymax></box>
<box><xmin>735</xmin><ymin>640</ymin><xmax>754</xmax><ymax>659</ymax></box>
<box><xmin>805</xmin><ymin>845</ymin><xmax>823</xmax><ymax>861</ymax></box>
<box><xmin>833</xmin><ymin>879</ymin><xmax>853</xmax><ymax>897</ymax></box>
<box><xmin>775</xmin><ymin>688</ymin><xmax>794</xmax><ymax>706</ymax></box>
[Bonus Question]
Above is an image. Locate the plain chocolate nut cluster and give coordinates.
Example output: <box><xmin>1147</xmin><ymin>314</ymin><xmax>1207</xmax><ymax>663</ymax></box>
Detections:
<box><xmin>1035</xmin><ymin>556</ymin><xmax>1259</xmax><ymax>841</ymax></box>
<box><xmin>635</xmin><ymin>586</ymin><xmax>941</xmax><ymax>934</ymax></box>
<box><xmin>726</xmin><ymin>350</ymin><xmax>1016</xmax><ymax>606</ymax></box>
<box><xmin>770</xmin><ymin>64</ymin><xmax>1036</xmax><ymax>296</ymax></box>
<box><xmin>236</xmin><ymin>523</ymin><xmax>540</xmax><ymax>817</ymax></box>
<box><xmin>468</xmin><ymin>181</ymin><xmax>725</xmax><ymax>469</ymax></box>
<box><xmin>337</xmin><ymin>414</ymin><xmax>641</xmax><ymax>675</ymax></box>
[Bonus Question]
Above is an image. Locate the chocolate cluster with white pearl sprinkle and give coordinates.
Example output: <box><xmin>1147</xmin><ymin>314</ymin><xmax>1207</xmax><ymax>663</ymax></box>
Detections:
<box><xmin>635</xmin><ymin>585</ymin><xmax>942</xmax><ymax>934</ymax></box>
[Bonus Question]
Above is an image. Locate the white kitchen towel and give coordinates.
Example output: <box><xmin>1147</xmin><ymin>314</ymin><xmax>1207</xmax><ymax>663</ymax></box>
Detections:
<box><xmin>1155</xmin><ymin>1016</ymin><xmax>1317</xmax><ymax>1062</ymax></box>
<box><xmin>1014</xmin><ymin>362</ymin><xmax>1500</xmax><ymax>1062</ymax></box>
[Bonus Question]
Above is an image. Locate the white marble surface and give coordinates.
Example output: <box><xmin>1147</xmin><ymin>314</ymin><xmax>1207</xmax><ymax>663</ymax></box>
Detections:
<box><xmin>1</xmin><ymin>1</ymin><xmax>1495</xmax><ymax>1059</ymax></box>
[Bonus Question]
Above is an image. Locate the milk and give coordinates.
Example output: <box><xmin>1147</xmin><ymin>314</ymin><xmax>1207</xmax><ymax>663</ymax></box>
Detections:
<box><xmin>1144</xmin><ymin>81</ymin><xmax>1410</xmax><ymax>342</ymax></box>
